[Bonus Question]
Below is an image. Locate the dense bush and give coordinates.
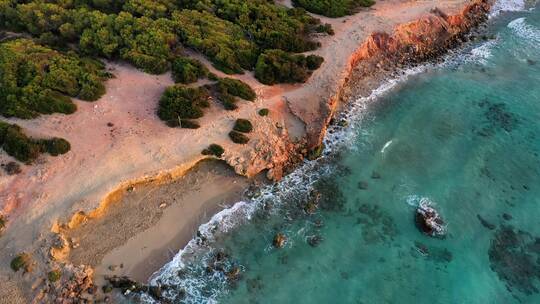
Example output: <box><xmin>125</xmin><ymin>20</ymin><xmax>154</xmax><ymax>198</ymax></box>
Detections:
<box><xmin>157</xmin><ymin>85</ymin><xmax>210</xmax><ymax>125</ymax></box>
<box><xmin>229</xmin><ymin>130</ymin><xmax>249</xmax><ymax>144</ymax></box>
<box><xmin>10</xmin><ymin>253</ymin><xmax>32</xmax><ymax>272</ymax></box>
<box><xmin>233</xmin><ymin>119</ymin><xmax>253</xmax><ymax>133</ymax></box>
<box><xmin>171</xmin><ymin>57</ymin><xmax>209</xmax><ymax>84</ymax></box>
<box><xmin>258</xmin><ymin>108</ymin><xmax>270</xmax><ymax>116</ymax></box>
<box><xmin>0</xmin><ymin>0</ymin><xmax>332</xmax><ymax>78</ymax></box>
<box><xmin>0</xmin><ymin>122</ymin><xmax>71</xmax><ymax>163</ymax></box>
<box><xmin>201</xmin><ymin>144</ymin><xmax>225</xmax><ymax>157</ymax></box>
<box><xmin>0</xmin><ymin>39</ymin><xmax>107</xmax><ymax>119</ymax></box>
<box><xmin>255</xmin><ymin>50</ymin><xmax>324</xmax><ymax>85</ymax></box>
<box><xmin>292</xmin><ymin>0</ymin><xmax>375</xmax><ymax>17</ymax></box>
<box><xmin>217</xmin><ymin>78</ymin><xmax>256</xmax><ymax>101</ymax></box>
<box><xmin>172</xmin><ymin>10</ymin><xmax>258</xmax><ymax>74</ymax></box>
<box><xmin>0</xmin><ymin>215</ymin><xmax>5</xmax><ymax>233</ymax></box>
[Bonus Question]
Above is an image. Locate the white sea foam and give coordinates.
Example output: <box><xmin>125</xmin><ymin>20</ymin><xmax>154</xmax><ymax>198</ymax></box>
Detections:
<box><xmin>508</xmin><ymin>17</ymin><xmax>540</xmax><ymax>42</ymax></box>
<box><xmin>490</xmin><ymin>0</ymin><xmax>526</xmax><ymax>17</ymax></box>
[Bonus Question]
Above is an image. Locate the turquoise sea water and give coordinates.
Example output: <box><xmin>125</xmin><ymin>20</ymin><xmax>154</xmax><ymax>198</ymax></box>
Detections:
<box><xmin>146</xmin><ymin>3</ymin><xmax>540</xmax><ymax>304</ymax></box>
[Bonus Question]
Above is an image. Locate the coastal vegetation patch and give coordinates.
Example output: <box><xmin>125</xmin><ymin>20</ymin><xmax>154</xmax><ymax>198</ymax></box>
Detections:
<box><xmin>258</xmin><ymin>108</ymin><xmax>269</xmax><ymax>116</ymax></box>
<box><xmin>0</xmin><ymin>121</ymin><xmax>71</xmax><ymax>163</ymax></box>
<box><xmin>0</xmin><ymin>39</ymin><xmax>107</xmax><ymax>119</ymax></box>
<box><xmin>293</xmin><ymin>0</ymin><xmax>375</xmax><ymax>18</ymax></box>
<box><xmin>229</xmin><ymin>131</ymin><xmax>249</xmax><ymax>144</ymax></box>
<box><xmin>10</xmin><ymin>252</ymin><xmax>33</xmax><ymax>273</ymax></box>
<box><xmin>171</xmin><ymin>56</ymin><xmax>209</xmax><ymax>84</ymax></box>
<box><xmin>255</xmin><ymin>50</ymin><xmax>324</xmax><ymax>85</ymax></box>
<box><xmin>0</xmin><ymin>0</ymin><xmax>330</xmax><ymax>82</ymax></box>
<box><xmin>201</xmin><ymin>144</ymin><xmax>225</xmax><ymax>157</ymax></box>
<box><xmin>233</xmin><ymin>119</ymin><xmax>253</xmax><ymax>133</ymax></box>
<box><xmin>157</xmin><ymin>85</ymin><xmax>210</xmax><ymax>126</ymax></box>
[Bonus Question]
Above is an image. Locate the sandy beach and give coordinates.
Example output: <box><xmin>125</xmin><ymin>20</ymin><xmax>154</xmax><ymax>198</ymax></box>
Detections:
<box><xmin>0</xmin><ymin>0</ymin><xmax>489</xmax><ymax>302</ymax></box>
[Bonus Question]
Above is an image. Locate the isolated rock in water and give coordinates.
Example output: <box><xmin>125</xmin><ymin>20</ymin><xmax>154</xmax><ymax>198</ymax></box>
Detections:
<box><xmin>273</xmin><ymin>233</ymin><xmax>287</xmax><ymax>248</ymax></box>
<box><xmin>307</xmin><ymin>235</ymin><xmax>323</xmax><ymax>247</ymax></box>
<box><xmin>415</xmin><ymin>200</ymin><xmax>446</xmax><ymax>237</ymax></box>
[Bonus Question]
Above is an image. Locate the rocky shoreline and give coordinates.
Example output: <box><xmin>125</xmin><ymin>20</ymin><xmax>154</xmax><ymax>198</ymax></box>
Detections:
<box><xmin>0</xmin><ymin>0</ymin><xmax>494</xmax><ymax>302</ymax></box>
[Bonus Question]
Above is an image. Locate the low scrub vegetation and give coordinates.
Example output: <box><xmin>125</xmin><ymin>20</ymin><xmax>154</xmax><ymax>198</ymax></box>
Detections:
<box><xmin>0</xmin><ymin>39</ymin><xmax>108</xmax><ymax>119</ymax></box>
<box><xmin>10</xmin><ymin>253</ymin><xmax>33</xmax><ymax>273</ymax></box>
<box><xmin>233</xmin><ymin>119</ymin><xmax>253</xmax><ymax>133</ymax></box>
<box><xmin>255</xmin><ymin>50</ymin><xmax>324</xmax><ymax>85</ymax></box>
<box><xmin>258</xmin><ymin>108</ymin><xmax>270</xmax><ymax>116</ymax></box>
<box><xmin>0</xmin><ymin>122</ymin><xmax>71</xmax><ymax>163</ymax></box>
<box><xmin>292</xmin><ymin>0</ymin><xmax>375</xmax><ymax>17</ymax></box>
<box><xmin>48</xmin><ymin>269</ymin><xmax>62</xmax><ymax>282</ymax></box>
<box><xmin>171</xmin><ymin>57</ymin><xmax>209</xmax><ymax>84</ymax></box>
<box><xmin>157</xmin><ymin>85</ymin><xmax>210</xmax><ymax>126</ymax></box>
<box><xmin>201</xmin><ymin>144</ymin><xmax>225</xmax><ymax>157</ymax></box>
<box><xmin>0</xmin><ymin>215</ymin><xmax>5</xmax><ymax>234</ymax></box>
<box><xmin>229</xmin><ymin>131</ymin><xmax>249</xmax><ymax>144</ymax></box>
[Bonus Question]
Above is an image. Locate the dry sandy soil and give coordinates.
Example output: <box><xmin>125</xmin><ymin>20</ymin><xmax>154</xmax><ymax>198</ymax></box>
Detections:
<box><xmin>0</xmin><ymin>0</ymin><xmax>470</xmax><ymax>302</ymax></box>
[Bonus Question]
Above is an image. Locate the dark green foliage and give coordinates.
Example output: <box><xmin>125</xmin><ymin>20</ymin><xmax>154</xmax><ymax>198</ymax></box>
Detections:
<box><xmin>157</xmin><ymin>85</ymin><xmax>210</xmax><ymax>124</ymax></box>
<box><xmin>316</xmin><ymin>23</ymin><xmax>334</xmax><ymax>35</ymax></box>
<box><xmin>171</xmin><ymin>56</ymin><xmax>209</xmax><ymax>84</ymax></box>
<box><xmin>173</xmin><ymin>10</ymin><xmax>258</xmax><ymax>74</ymax></box>
<box><xmin>48</xmin><ymin>270</ymin><xmax>62</xmax><ymax>282</ymax></box>
<box><xmin>229</xmin><ymin>130</ymin><xmax>249</xmax><ymax>144</ymax></box>
<box><xmin>0</xmin><ymin>39</ymin><xmax>107</xmax><ymax>119</ymax></box>
<box><xmin>217</xmin><ymin>78</ymin><xmax>256</xmax><ymax>101</ymax></box>
<box><xmin>10</xmin><ymin>253</ymin><xmax>32</xmax><ymax>272</ymax></box>
<box><xmin>308</xmin><ymin>144</ymin><xmax>325</xmax><ymax>160</ymax></box>
<box><xmin>201</xmin><ymin>144</ymin><xmax>224</xmax><ymax>157</ymax></box>
<box><xmin>233</xmin><ymin>119</ymin><xmax>253</xmax><ymax>133</ymax></box>
<box><xmin>258</xmin><ymin>108</ymin><xmax>269</xmax><ymax>116</ymax></box>
<box><xmin>306</xmin><ymin>55</ymin><xmax>325</xmax><ymax>70</ymax></box>
<box><xmin>293</xmin><ymin>0</ymin><xmax>375</xmax><ymax>18</ymax></box>
<box><xmin>255</xmin><ymin>50</ymin><xmax>324</xmax><ymax>85</ymax></box>
<box><xmin>0</xmin><ymin>122</ymin><xmax>71</xmax><ymax>163</ymax></box>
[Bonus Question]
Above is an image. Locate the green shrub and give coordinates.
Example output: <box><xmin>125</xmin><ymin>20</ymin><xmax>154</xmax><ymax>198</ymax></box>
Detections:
<box><xmin>0</xmin><ymin>39</ymin><xmax>107</xmax><ymax>119</ymax></box>
<box><xmin>223</xmin><ymin>101</ymin><xmax>238</xmax><ymax>111</ymax></box>
<box><xmin>10</xmin><ymin>253</ymin><xmax>32</xmax><ymax>272</ymax></box>
<box><xmin>258</xmin><ymin>108</ymin><xmax>270</xmax><ymax>116</ymax></box>
<box><xmin>217</xmin><ymin>78</ymin><xmax>256</xmax><ymax>101</ymax></box>
<box><xmin>308</xmin><ymin>144</ymin><xmax>325</xmax><ymax>160</ymax></box>
<box><xmin>48</xmin><ymin>270</ymin><xmax>62</xmax><ymax>282</ymax></box>
<box><xmin>157</xmin><ymin>85</ymin><xmax>210</xmax><ymax>123</ymax></box>
<box><xmin>171</xmin><ymin>57</ymin><xmax>209</xmax><ymax>84</ymax></box>
<box><xmin>255</xmin><ymin>50</ymin><xmax>323</xmax><ymax>85</ymax></box>
<box><xmin>233</xmin><ymin>119</ymin><xmax>253</xmax><ymax>133</ymax></box>
<box><xmin>0</xmin><ymin>122</ymin><xmax>71</xmax><ymax>163</ymax></box>
<box><xmin>306</xmin><ymin>55</ymin><xmax>324</xmax><ymax>70</ymax></box>
<box><xmin>229</xmin><ymin>131</ymin><xmax>249</xmax><ymax>144</ymax></box>
<box><xmin>292</xmin><ymin>0</ymin><xmax>375</xmax><ymax>17</ymax></box>
<box><xmin>201</xmin><ymin>144</ymin><xmax>225</xmax><ymax>157</ymax></box>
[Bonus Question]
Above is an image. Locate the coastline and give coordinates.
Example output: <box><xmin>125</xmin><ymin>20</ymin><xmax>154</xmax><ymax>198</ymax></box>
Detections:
<box><xmin>0</xmin><ymin>0</ymin><xmax>497</xmax><ymax>302</ymax></box>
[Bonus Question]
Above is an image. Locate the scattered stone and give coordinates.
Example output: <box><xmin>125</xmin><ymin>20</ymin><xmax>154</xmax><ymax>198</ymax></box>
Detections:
<box><xmin>357</xmin><ymin>181</ymin><xmax>368</xmax><ymax>190</ymax></box>
<box><xmin>225</xmin><ymin>267</ymin><xmax>241</xmax><ymax>281</ymax></box>
<box><xmin>527</xmin><ymin>59</ymin><xmax>537</xmax><ymax>65</ymax></box>
<box><xmin>159</xmin><ymin>202</ymin><xmax>167</xmax><ymax>209</ymax></box>
<box><xmin>273</xmin><ymin>233</ymin><xmax>287</xmax><ymax>248</ymax></box>
<box><xmin>4</xmin><ymin>161</ymin><xmax>21</xmax><ymax>175</ymax></box>
<box><xmin>502</xmin><ymin>213</ymin><xmax>513</xmax><ymax>221</ymax></box>
<box><xmin>415</xmin><ymin>200</ymin><xmax>446</xmax><ymax>237</ymax></box>
<box><xmin>108</xmin><ymin>265</ymin><xmax>118</xmax><ymax>271</ymax></box>
<box><xmin>126</xmin><ymin>186</ymin><xmax>135</xmax><ymax>192</ymax></box>
<box><xmin>107</xmin><ymin>122</ymin><xmax>114</xmax><ymax>127</ymax></box>
<box><xmin>371</xmin><ymin>171</ymin><xmax>381</xmax><ymax>179</ymax></box>
<box><xmin>307</xmin><ymin>235</ymin><xmax>323</xmax><ymax>247</ymax></box>
<box><xmin>477</xmin><ymin>214</ymin><xmax>496</xmax><ymax>230</ymax></box>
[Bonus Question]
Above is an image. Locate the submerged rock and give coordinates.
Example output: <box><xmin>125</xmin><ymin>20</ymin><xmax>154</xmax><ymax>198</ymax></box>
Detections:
<box><xmin>307</xmin><ymin>235</ymin><xmax>323</xmax><ymax>247</ymax></box>
<box><xmin>273</xmin><ymin>233</ymin><xmax>287</xmax><ymax>248</ymax></box>
<box><xmin>415</xmin><ymin>200</ymin><xmax>446</xmax><ymax>237</ymax></box>
<box><xmin>477</xmin><ymin>214</ymin><xmax>496</xmax><ymax>230</ymax></box>
<box><xmin>502</xmin><ymin>213</ymin><xmax>513</xmax><ymax>221</ymax></box>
